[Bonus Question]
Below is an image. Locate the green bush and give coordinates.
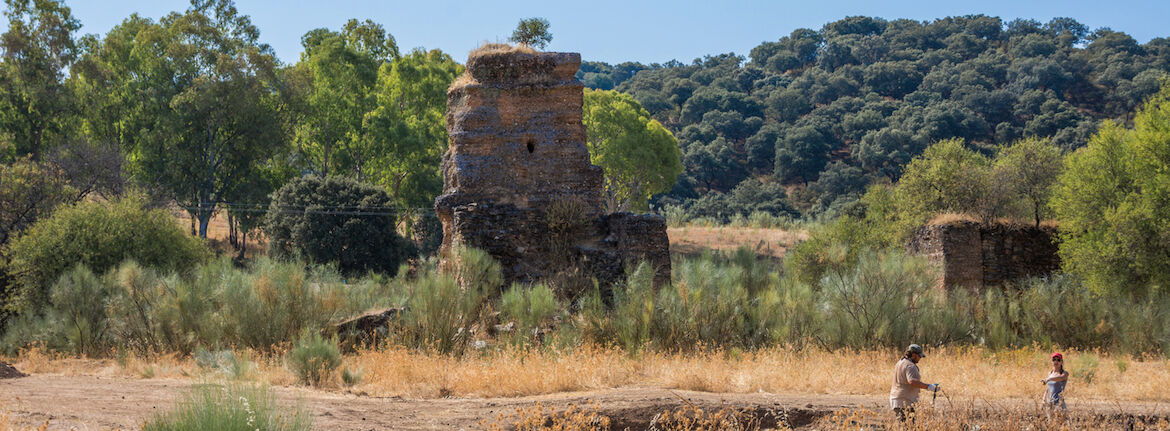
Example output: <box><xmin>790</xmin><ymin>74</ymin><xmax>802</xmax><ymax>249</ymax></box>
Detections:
<box><xmin>1052</xmin><ymin>86</ymin><xmax>1170</xmax><ymax>296</ymax></box>
<box><xmin>44</xmin><ymin>265</ymin><xmax>113</xmax><ymax>356</ymax></box>
<box><xmin>500</xmin><ymin>283</ymin><xmax>560</xmax><ymax>345</ymax></box>
<box><xmin>288</xmin><ymin>331</ymin><xmax>342</xmax><ymax>386</ymax></box>
<box><xmin>395</xmin><ymin>248</ymin><xmax>500</xmax><ymax>354</ymax></box>
<box><xmin>410</xmin><ymin>212</ymin><xmax>443</xmax><ymax>257</ymax></box>
<box><xmin>816</xmin><ymin>250</ymin><xmax>949</xmax><ymax>348</ymax></box>
<box><xmin>1</xmin><ymin>257</ymin><xmax>397</xmax><ymax>356</ymax></box>
<box><xmin>143</xmin><ymin>384</ymin><xmax>310</xmax><ymax>431</ymax></box>
<box><xmin>3</xmin><ymin>196</ymin><xmax>209</xmax><ymax>313</ymax></box>
<box><xmin>264</xmin><ymin>176</ymin><xmax>412</xmax><ymax>275</ymax></box>
<box><xmin>783</xmin><ymin>216</ymin><xmax>891</xmax><ymax>286</ymax></box>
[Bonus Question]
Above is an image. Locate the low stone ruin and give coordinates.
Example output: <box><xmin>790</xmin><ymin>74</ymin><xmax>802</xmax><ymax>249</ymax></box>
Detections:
<box><xmin>434</xmin><ymin>49</ymin><xmax>671</xmax><ymax>289</ymax></box>
<box><xmin>906</xmin><ymin>219</ymin><xmax>1060</xmax><ymax>290</ymax></box>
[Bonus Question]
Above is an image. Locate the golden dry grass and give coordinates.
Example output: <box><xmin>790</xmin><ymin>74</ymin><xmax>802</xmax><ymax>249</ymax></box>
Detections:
<box><xmin>820</xmin><ymin>405</ymin><xmax>1170</xmax><ymax>430</ymax></box>
<box><xmin>668</xmin><ymin>226</ymin><xmax>807</xmax><ymax>258</ymax></box>
<box><xmin>469</xmin><ymin>42</ymin><xmax>537</xmax><ymax>58</ymax></box>
<box><xmin>928</xmin><ymin>212</ymin><xmax>1061</xmax><ymax>228</ymax></box>
<box><xmin>13</xmin><ymin>346</ymin><xmax>1167</xmax><ymax>405</ymax></box>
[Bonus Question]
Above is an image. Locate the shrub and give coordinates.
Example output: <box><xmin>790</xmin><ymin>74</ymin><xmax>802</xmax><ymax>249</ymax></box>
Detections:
<box><xmin>1</xmin><ymin>257</ymin><xmax>397</xmax><ymax>356</ymax></box>
<box><xmin>783</xmin><ymin>216</ymin><xmax>891</xmax><ymax>286</ymax></box>
<box><xmin>289</xmin><ymin>331</ymin><xmax>342</xmax><ymax>386</ymax></box>
<box><xmin>500</xmin><ymin>283</ymin><xmax>560</xmax><ymax>345</ymax></box>
<box><xmin>397</xmin><ymin>249</ymin><xmax>500</xmax><ymax>354</ymax></box>
<box><xmin>341</xmin><ymin>367</ymin><xmax>363</xmax><ymax>386</ymax></box>
<box><xmin>816</xmin><ymin>250</ymin><xmax>946</xmax><ymax>348</ymax></box>
<box><xmin>264</xmin><ymin>176</ymin><xmax>412</xmax><ymax>275</ymax></box>
<box><xmin>3</xmin><ymin>195</ymin><xmax>209</xmax><ymax>313</ymax></box>
<box><xmin>143</xmin><ymin>384</ymin><xmax>311</xmax><ymax>431</ymax></box>
<box><xmin>410</xmin><ymin>212</ymin><xmax>443</xmax><ymax>257</ymax></box>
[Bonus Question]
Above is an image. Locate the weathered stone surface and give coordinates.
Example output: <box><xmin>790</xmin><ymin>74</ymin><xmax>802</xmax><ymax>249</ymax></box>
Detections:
<box><xmin>906</xmin><ymin>220</ymin><xmax>1060</xmax><ymax>290</ymax></box>
<box><xmin>436</xmin><ymin>50</ymin><xmax>670</xmax><ymax>289</ymax></box>
<box><xmin>329</xmin><ymin>307</ymin><xmax>404</xmax><ymax>351</ymax></box>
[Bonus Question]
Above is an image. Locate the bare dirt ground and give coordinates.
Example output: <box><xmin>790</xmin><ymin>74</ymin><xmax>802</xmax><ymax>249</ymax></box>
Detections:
<box><xmin>3</xmin><ymin>375</ymin><xmax>1168</xmax><ymax>431</ymax></box>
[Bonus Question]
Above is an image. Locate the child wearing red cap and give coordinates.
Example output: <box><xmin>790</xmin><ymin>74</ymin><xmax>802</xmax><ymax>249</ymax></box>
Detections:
<box><xmin>1042</xmin><ymin>352</ymin><xmax>1069</xmax><ymax>411</ymax></box>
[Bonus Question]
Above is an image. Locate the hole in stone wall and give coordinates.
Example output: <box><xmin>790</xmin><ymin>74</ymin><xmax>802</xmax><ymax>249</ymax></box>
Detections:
<box><xmin>526</xmin><ymin>139</ymin><xmax>535</xmax><ymax>153</ymax></box>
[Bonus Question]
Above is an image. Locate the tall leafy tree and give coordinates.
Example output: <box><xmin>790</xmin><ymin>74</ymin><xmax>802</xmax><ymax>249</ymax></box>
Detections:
<box><xmin>293</xmin><ymin>20</ymin><xmax>395</xmax><ymax>178</ymax></box>
<box><xmin>74</xmin><ymin>0</ymin><xmax>286</xmax><ymax>238</ymax></box>
<box><xmin>364</xmin><ymin>48</ymin><xmax>461</xmax><ymax>208</ymax></box>
<box><xmin>0</xmin><ymin>0</ymin><xmax>80</xmax><ymax>161</ymax></box>
<box><xmin>1053</xmin><ymin>86</ymin><xmax>1170</xmax><ymax>296</ymax></box>
<box><xmin>583</xmin><ymin>89</ymin><xmax>683</xmax><ymax>212</ymax></box>
<box><xmin>994</xmin><ymin>138</ymin><xmax>1063</xmax><ymax>226</ymax></box>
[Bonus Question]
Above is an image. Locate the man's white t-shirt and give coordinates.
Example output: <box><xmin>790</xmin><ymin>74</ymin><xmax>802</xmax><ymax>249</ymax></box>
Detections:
<box><xmin>890</xmin><ymin>357</ymin><xmax>922</xmax><ymax>409</ymax></box>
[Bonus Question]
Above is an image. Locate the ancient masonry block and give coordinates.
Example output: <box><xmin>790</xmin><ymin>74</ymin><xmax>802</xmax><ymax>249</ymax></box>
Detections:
<box><xmin>434</xmin><ymin>50</ymin><xmax>671</xmax><ymax>288</ymax></box>
<box><xmin>906</xmin><ymin>220</ymin><xmax>1060</xmax><ymax>290</ymax></box>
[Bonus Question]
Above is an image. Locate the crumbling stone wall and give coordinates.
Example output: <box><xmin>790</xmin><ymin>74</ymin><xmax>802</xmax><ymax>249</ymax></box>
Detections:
<box><xmin>906</xmin><ymin>220</ymin><xmax>1060</xmax><ymax>290</ymax></box>
<box><xmin>435</xmin><ymin>50</ymin><xmax>671</xmax><ymax>288</ymax></box>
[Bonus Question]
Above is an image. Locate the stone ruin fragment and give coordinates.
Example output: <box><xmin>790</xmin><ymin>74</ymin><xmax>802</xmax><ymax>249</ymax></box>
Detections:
<box><xmin>906</xmin><ymin>219</ymin><xmax>1060</xmax><ymax>290</ymax></box>
<box><xmin>434</xmin><ymin>49</ymin><xmax>671</xmax><ymax>290</ymax></box>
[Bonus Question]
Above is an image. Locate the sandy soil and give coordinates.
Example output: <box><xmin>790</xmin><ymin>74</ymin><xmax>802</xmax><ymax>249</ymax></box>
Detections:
<box><xmin>3</xmin><ymin>375</ymin><xmax>1168</xmax><ymax>430</ymax></box>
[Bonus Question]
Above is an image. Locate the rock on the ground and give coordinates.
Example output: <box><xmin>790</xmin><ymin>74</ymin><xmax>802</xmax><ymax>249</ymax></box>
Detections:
<box><xmin>0</xmin><ymin>361</ymin><xmax>26</xmax><ymax>379</ymax></box>
<box><xmin>329</xmin><ymin>307</ymin><xmax>404</xmax><ymax>351</ymax></box>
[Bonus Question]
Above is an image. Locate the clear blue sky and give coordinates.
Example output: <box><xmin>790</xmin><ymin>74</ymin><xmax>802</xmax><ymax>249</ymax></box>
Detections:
<box><xmin>60</xmin><ymin>0</ymin><xmax>1170</xmax><ymax>65</ymax></box>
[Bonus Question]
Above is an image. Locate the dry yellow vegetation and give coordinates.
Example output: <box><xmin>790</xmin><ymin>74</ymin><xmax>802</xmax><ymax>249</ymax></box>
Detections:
<box><xmin>9</xmin><ymin>345</ymin><xmax>1169</xmax><ymax>404</ymax></box>
<box><xmin>668</xmin><ymin>226</ymin><xmax>806</xmax><ymax>258</ymax></box>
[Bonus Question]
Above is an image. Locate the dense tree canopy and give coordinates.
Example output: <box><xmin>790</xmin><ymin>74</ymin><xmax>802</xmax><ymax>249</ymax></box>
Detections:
<box><xmin>1053</xmin><ymin>87</ymin><xmax>1170</xmax><ymax>296</ymax></box>
<box><xmin>579</xmin><ymin>15</ymin><xmax>1170</xmax><ymax>216</ymax></box>
<box><xmin>583</xmin><ymin>89</ymin><xmax>682</xmax><ymax>212</ymax></box>
<box><xmin>0</xmin><ymin>0</ymin><xmax>80</xmax><ymax>162</ymax></box>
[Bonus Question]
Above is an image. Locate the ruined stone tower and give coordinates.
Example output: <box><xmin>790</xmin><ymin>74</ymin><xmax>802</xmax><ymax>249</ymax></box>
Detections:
<box><xmin>435</xmin><ymin>48</ymin><xmax>671</xmax><ymax>288</ymax></box>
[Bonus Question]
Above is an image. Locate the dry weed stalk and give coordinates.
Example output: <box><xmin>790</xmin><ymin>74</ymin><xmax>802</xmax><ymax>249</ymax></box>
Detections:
<box><xmin>480</xmin><ymin>402</ymin><xmax>611</xmax><ymax>431</ymax></box>
<box><xmin>820</xmin><ymin>405</ymin><xmax>1170</xmax><ymax>430</ymax></box>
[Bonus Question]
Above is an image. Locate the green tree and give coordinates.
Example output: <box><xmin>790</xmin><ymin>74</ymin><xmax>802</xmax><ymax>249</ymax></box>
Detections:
<box><xmin>293</xmin><ymin>20</ymin><xmax>395</xmax><ymax>178</ymax></box>
<box><xmin>775</xmin><ymin>126</ymin><xmax>831</xmax><ymax>184</ymax></box>
<box><xmin>891</xmin><ymin>139</ymin><xmax>992</xmax><ymax>233</ymax></box>
<box><xmin>0</xmin><ymin>157</ymin><xmax>74</xmax><ymax>248</ymax></box>
<box><xmin>364</xmin><ymin>48</ymin><xmax>462</xmax><ymax>208</ymax></box>
<box><xmin>509</xmin><ymin>17</ymin><xmax>551</xmax><ymax>49</ymax></box>
<box><xmin>0</xmin><ymin>0</ymin><xmax>81</xmax><ymax>161</ymax></box>
<box><xmin>86</xmin><ymin>1</ymin><xmax>287</xmax><ymax>238</ymax></box>
<box><xmin>583</xmin><ymin>89</ymin><xmax>683</xmax><ymax>212</ymax></box>
<box><xmin>994</xmin><ymin>138</ymin><xmax>1063</xmax><ymax>226</ymax></box>
<box><xmin>1052</xmin><ymin>87</ymin><xmax>1170</xmax><ymax>295</ymax></box>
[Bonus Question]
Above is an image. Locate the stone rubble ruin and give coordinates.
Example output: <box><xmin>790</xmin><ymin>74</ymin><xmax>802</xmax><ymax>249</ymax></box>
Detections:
<box><xmin>434</xmin><ymin>48</ymin><xmax>671</xmax><ymax>290</ymax></box>
<box><xmin>906</xmin><ymin>219</ymin><xmax>1060</xmax><ymax>290</ymax></box>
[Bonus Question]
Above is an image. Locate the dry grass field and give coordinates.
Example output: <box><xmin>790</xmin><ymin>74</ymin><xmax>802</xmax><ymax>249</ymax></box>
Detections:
<box><xmin>667</xmin><ymin>226</ymin><xmax>807</xmax><ymax>259</ymax></box>
<box><xmin>2</xmin><ymin>346</ymin><xmax>1170</xmax><ymax>428</ymax></box>
<box><xmin>2</xmin><ymin>345</ymin><xmax>1169</xmax><ymax>429</ymax></box>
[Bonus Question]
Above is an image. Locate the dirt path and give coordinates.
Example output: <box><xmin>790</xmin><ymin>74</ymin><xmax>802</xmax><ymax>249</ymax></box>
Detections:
<box><xmin>2</xmin><ymin>375</ymin><xmax>1168</xmax><ymax>430</ymax></box>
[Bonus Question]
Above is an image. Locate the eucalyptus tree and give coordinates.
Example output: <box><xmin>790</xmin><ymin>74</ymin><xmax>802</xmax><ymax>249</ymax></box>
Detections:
<box><xmin>0</xmin><ymin>0</ymin><xmax>80</xmax><ymax>161</ymax></box>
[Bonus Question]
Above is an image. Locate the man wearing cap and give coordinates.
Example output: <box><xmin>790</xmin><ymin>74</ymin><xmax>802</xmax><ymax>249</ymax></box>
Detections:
<box><xmin>890</xmin><ymin>344</ymin><xmax>940</xmax><ymax>422</ymax></box>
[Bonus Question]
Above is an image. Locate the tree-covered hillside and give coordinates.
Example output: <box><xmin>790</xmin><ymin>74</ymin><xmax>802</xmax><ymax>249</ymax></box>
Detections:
<box><xmin>578</xmin><ymin>16</ymin><xmax>1170</xmax><ymax>218</ymax></box>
